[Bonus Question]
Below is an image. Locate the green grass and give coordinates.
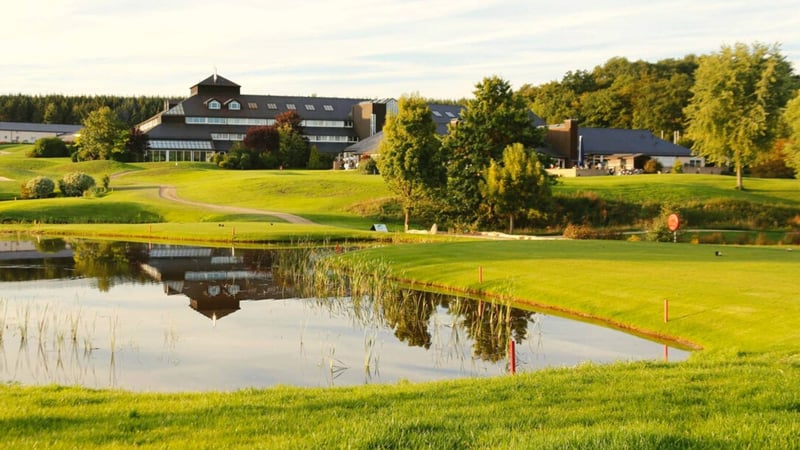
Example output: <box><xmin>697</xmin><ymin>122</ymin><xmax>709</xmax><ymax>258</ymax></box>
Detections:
<box><xmin>352</xmin><ymin>239</ymin><xmax>800</xmax><ymax>353</ymax></box>
<box><xmin>555</xmin><ymin>173</ymin><xmax>800</xmax><ymax>206</ymax></box>
<box><xmin>3</xmin><ymin>145</ymin><xmax>800</xmax><ymax>447</ymax></box>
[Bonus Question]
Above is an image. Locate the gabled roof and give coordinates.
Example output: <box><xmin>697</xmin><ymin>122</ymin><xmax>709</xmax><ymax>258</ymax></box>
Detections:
<box><xmin>192</xmin><ymin>74</ymin><xmax>241</xmax><ymax>89</ymax></box>
<box><xmin>580</xmin><ymin>127</ymin><xmax>692</xmax><ymax>157</ymax></box>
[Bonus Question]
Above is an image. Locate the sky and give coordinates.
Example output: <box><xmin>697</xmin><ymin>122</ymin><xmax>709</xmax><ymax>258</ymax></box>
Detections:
<box><xmin>3</xmin><ymin>0</ymin><xmax>799</xmax><ymax>100</ymax></box>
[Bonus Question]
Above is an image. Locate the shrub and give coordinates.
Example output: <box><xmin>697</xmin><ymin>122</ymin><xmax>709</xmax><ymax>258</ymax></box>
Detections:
<box><xmin>646</xmin><ymin>214</ymin><xmax>675</xmax><ymax>242</ymax></box>
<box><xmin>671</xmin><ymin>159</ymin><xmax>683</xmax><ymax>174</ymax></box>
<box><xmin>28</xmin><ymin>137</ymin><xmax>69</xmax><ymax>158</ymax></box>
<box><xmin>643</xmin><ymin>159</ymin><xmax>663</xmax><ymax>174</ymax></box>
<box><xmin>20</xmin><ymin>176</ymin><xmax>55</xmax><ymax>199</ymax></box>
<box><xmin>58</xmin><ymin>172</ymin><xmax>96</xmax><ymax>197</ymax></box>
<box><xmin>358</xmin><ymin>157</ymin><xmax>379</xmax><ymax>175</ymax></box>
<box><xmin>783</xmin><ymin>232</ymin><xmax>800</xmax><ymax>245</ymax></box>
<box><xmin>562</xmin><ymin>223</ymin><xmax>622</xmax><ymax>240</ymax></box>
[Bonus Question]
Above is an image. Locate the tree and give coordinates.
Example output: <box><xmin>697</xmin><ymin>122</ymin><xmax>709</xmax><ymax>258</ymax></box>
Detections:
<box><xmin>243</xmin><ymin>125</ymin><xmax>279</xmax><ymax>155</ymax></box>
<box><xmin>378</xmin><ymin>94</ymin><xmax>444</xmax><ymax>231</ymax></box>
<box><xmin>28</xmin><ymin>137</ymin><xmax>69</xmax><ymax>158</ymax></box>
<box><xmin>441</xmin><ymin>76</ymin><xmax>543</xmax><ymax>226</ymax></box>
<box><xmin>482</xmin><ymin>143</ymin><xmax>551</xmax><ymax>233</ymax></box>
<box><xmin>124</xmin><ymin>127</ymin><xmax>148</xmax><ymax>162</ymax></box>
<box><xmin>277</xmin><ymin>124</ymin><xmax>309</xmax><ymax>168</ymax></box>
<box><xmin>784</xmin><ymin>91</ymin><xmax>800</xmax><ymax>173</ymax></box>
<box><xmin>20</xmin><ymin>176</ymin><xmax>55</xmax><ymax>199</ymax></box>
<box><xmin>685</xmin><ymin>42</ymin><xmax>794</xmax><ymax>189</ymax></box>
<box><xmin>58</xmin><ymin>172</ymin><xmax>96</xmax><ymax>197</ymax></box>
<box><xmin>76</xmin><ymin>106</ymin><xmax>128</xmax><ymax>160</ymax></box>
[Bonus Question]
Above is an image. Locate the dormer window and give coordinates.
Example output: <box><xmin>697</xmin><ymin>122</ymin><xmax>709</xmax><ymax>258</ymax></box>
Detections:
<box><xmin>286</xmin><ymin>103</ymin><xmax>296</xmax><ymax>110</ymax></box>
<box><xmin>227</xmin><ymin>100</ymin><xmax>241</xmax><ymax>110</ymax></box>
<box><xmin>208</xmin><ymin>99</ymin><xmax>221</xmax><ymax>110</ymax></box>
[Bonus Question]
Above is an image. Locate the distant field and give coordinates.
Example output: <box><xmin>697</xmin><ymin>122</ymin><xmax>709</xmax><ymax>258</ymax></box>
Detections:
<box><xmin>2</xmin><ymin>143</ymin><xmax>799</xmax><ymax>235</ymax></box>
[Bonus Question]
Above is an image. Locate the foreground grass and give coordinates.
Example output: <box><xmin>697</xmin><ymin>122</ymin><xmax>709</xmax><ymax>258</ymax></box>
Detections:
<box><xmin>1</xmin><ymin>351</ymin><xmax>798</xmax><ymax>449</ymax></box>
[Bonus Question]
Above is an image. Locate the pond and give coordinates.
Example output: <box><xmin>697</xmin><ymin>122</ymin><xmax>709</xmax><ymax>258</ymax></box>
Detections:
<box><xmin>0</xmin><ymin>238</ymin><xmax>689</xmax><ymax>392</ymax></box>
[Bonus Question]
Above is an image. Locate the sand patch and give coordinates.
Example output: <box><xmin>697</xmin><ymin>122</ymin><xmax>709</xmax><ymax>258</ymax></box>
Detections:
<box><xmin>0</xmin><ymin>176</ymin><xmax>13</xmax><ymax>181</ymax></box>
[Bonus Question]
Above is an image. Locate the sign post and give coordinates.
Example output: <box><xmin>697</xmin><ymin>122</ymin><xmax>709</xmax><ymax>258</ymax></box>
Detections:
<box><xmin>667</xmin><ymin>213</ymin><xmax>681</xmax><ymax>243</ymax></box>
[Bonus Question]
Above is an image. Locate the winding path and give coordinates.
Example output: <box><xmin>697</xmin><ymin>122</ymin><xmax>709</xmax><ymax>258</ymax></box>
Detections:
<box><xmin>158</xmin><ymin>185</ymin><xmax>314</xmax><ymax>224</ymax></box>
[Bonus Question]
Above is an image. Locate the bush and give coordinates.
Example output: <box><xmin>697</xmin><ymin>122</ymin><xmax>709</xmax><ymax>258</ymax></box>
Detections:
<box><xmin>671</xmin><ymin>160</ymin><xmax>684</xmax><ymax>174</ymax></box>
<box><xmin>28</xmin><ymin>137</ymin><xmax>69</xmax><ymax>158</ymax></box>
<box><xmin>358</xmin><ymin>157</ymin><xmax>379</xmax><ymax>175</ymax></box>
<box><xmin>643</xmin><ymin>159</ymin><xmax>663</xmax><ymax>174</ymax></box>
<box><xmin>646</xmin><ymin>214</ymin><xmax>675</xmax><ymax>242</ymax></box>
<box><xmin>562</xmin><ymin>223</ymin><xmax>623</xmax><ymax>240</ymax></box>
<box><xmin>20</xmin><ymin>176</ymin><xmax>55</xmax><ymax>199</ymax></box>
<box><xmin>58</xmin><ymin>172</ymin><xmax>96</xmax><ymax>197</ymax></box>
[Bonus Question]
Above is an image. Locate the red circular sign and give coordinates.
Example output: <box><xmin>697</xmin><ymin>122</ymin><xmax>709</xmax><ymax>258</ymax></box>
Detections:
<box><xmin>667</xmin><ymin>213</ymin><xmax>681</xmax><ymax>232</ymax></box>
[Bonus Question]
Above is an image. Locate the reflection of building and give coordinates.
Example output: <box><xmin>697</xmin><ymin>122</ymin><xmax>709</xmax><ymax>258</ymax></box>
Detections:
<box><xmin>140</xmin><ymin>246</ymin><xmax>291</xmax><ymax>321</ymax></box>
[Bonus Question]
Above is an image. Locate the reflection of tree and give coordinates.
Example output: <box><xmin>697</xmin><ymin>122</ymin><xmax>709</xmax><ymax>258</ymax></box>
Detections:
<box><xmin>71</xmin><ymin>240</ymin><xmax>149</xmax><ymax>292</ymax></box>
<box><xmin>383</xmin><ymin>289</ymin><xmax>437</xmax><ymax>349</ymax></box>
<box><xmin>446</xmin><ymin>298</ymin><xmax>534</xmax><ymax>363</ymax></box>
<box><xmin>34</xmin><ymin>238</ymin><xmax>67</xmax><ymax>253</ymax></box>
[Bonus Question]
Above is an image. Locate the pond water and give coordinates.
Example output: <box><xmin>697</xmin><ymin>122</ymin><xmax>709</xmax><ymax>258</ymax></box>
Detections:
<box><xmin>0</xmin><ymin>238</ymin><xmax>689</xmax><ymax>392</ymax></box>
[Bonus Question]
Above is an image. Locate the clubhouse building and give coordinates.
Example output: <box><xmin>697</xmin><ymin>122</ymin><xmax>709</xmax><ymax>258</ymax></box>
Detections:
<box><xmin>137</xmin><ymin>74</ymin><xmax>703</xmax><ymax>173</ymax></box>
<box><xmin>138</xmin><ymin>74</ymin><xmax>399</xmax><ymax>163</ymax></box>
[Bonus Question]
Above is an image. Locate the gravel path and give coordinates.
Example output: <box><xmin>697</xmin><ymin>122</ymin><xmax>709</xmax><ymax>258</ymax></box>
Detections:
<box><xmin>158</xmin><ymin>185</ymin><xmax>314</xmax><ymax>224</ymax></box>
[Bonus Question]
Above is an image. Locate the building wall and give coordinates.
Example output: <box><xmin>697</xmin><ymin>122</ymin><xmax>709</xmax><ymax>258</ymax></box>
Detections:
<box><xmin>544</xmin><ymin>119</ymin><xmax>578</xmax><ymax>166</ymax></box>
<box><xmin>0</xmin><ymin>129</ymin><xmax>64</xmax><ymax>144</ymax></box>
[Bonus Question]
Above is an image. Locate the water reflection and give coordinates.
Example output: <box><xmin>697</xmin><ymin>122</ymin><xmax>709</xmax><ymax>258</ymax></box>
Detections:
<box><xmin>0</xmin><ymin>238</ymin><xmax>690</xmax><ymax>391</ymax></box>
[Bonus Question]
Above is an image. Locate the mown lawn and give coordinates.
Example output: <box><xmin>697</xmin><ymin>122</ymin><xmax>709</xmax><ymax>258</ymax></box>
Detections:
<box><xmin>2</xmin><ymin>145</ymin><xmax>800</xmax><ymax>448</ymax></box>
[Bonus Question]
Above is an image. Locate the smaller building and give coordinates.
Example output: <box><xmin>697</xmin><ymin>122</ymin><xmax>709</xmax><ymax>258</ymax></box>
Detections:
<box><xmin>544</xmin><ymin>119</ymin><xmax>709</xmax><ymax>175</ymax></box>
<box><xmin>0</xmin><ymin>121</ymin><xmax>81</xmax><ymax>144</ymax></box>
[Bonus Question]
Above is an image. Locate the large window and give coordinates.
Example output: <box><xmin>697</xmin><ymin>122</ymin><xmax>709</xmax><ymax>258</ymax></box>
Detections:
<box><xmin>302</xmin><ymin>119</ymin><xmax>348</xmax><ymax>128</ymax></box>
<box><xmin>149</xmin><ymin>140</ymin><xmax>213</xmax><ymax>149</ymax></box>
<box><xmin>186</xmin><ymin>117</ymin><xmax>273</xmax><ymax>126</ymax></box>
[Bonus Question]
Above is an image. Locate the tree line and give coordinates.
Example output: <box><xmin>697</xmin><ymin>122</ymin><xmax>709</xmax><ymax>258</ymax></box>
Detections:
<box><xmin>0</xmin><ymin>94</ymin><xmax>168</xmax><ymax>126</ymax></box>
<box><xmin>379</xmin><ymin>42</ymin><xmax>800</xmax><ymax>234</ymax></box>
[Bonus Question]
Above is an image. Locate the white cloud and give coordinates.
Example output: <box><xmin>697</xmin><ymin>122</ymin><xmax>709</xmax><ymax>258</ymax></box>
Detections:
<box><xmin>2</xmin><ymin>0</ymin><xmax>798</xmax><ymax>98</ymax></box>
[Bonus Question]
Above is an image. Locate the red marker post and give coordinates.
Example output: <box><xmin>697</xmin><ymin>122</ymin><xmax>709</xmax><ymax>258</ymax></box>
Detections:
<box><xmin>508</xmin><ymin>340</ymin><xmax>516</xmax><ymax>375</ymax></box>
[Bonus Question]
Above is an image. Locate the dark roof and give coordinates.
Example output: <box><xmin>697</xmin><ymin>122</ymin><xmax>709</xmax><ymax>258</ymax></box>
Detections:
<box><xmin>579</xmin><ymin>127</ymin><xmax>692</xmax><ymax>157</ymax></box>
<box><xmin>344</xmin><ymin>131</ymin><xmax>383</xmax><ymax>154</ymax></box>
<box><xmin>167</xmin><ymin>94</ymin><xmax>366</xmax><ymax>121</ymax></box>
<box><xmin>0</xmin><ymin>121</ymin><xmax>82</xmax><ymax>134</ymax></box>
<box><xmin>427</xmin><ymin>104</ymin><xmax>463</xmax><ymax>135</ymax></box>
<box><xmin>192</xmin><ymin>74</ymin><xmax>241</xmax><ymax>89</ymax></box>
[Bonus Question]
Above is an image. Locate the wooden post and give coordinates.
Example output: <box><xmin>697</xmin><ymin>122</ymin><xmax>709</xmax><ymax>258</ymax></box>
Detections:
<box><xmin>664</xmin><ymin>344</ymin><xmax>669</xmax><ymax>362</ymax></box>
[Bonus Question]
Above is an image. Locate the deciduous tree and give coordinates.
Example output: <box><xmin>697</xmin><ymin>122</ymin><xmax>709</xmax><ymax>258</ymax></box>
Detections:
<box><xmin>482</xmin><ymin>143</ymin><xmax>551</xmax><ymax>233</ymax></box>
<box><xmin>76</xmin><ymin>107</ymin><xmax>128</xmax><ymax>161</ymax></box>
<box><xmin>442</xmin><ymin>76</ymin><xmax>543</xmax><ymax>227</ymax></box>
<box><xmin>685</xmin><ymin>42</ymin><xmax>794</xmax><ymax>189</ymax></box>
<box><xmin>783</xmin><ymin>91</ymin><xmax>800</xmax><ymax>173</ymax></box>
<box><xmin>378</xmin><ymin>94</ymin><xmax>444</xmax><ymax>231</ymax></box>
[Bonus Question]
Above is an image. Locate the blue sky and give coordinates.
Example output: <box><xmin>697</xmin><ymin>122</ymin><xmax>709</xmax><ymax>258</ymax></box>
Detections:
<box><xmin>4</xmin><ymin>0</ymin><xmax>799</xmax><ymax>100</ymax></box>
